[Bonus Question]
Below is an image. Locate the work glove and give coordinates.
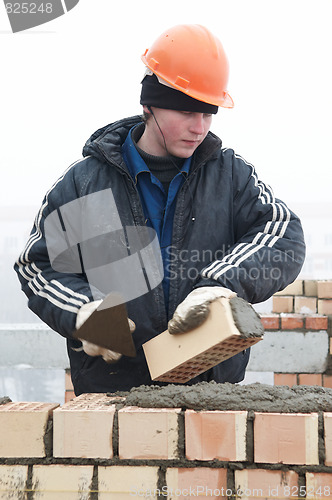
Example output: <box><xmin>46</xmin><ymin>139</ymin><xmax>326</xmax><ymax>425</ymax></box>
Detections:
<box><xmin>168</xmin><ymin>286</ymin><xmax>236</xmax><ymax>335</ymax></box>
<box><xmin>74</xmin><ymin>300</ymin><xmax>135</xmax><ymax>363</ymax></box>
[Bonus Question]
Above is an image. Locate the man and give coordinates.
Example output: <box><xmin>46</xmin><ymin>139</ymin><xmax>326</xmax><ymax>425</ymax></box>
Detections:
<box><xmin>14</xmin><ymin>25</ymin><xmax>305</xmax><ymax>395</ymax></box>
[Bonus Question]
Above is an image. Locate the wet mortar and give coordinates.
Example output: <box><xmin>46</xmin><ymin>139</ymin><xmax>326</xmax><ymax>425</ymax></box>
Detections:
<box><xmin>0</xmin><ymin>397</ymin><xmax>11</xmax><ymax>406</ymax></box>
<box><xmin>119</xmin><ymin>381</ymin><xmax>332</xmax><ymax>413</ymax></box>
<box><xmin>230</xmin><ymin>296</ymin><xmax>264</xmax><ymax>338</ymax></box>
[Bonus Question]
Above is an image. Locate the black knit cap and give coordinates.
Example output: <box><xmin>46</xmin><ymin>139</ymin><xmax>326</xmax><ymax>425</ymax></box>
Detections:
<box><xmin>140</xmin><ymin>74</ymin><xmax>218</xmax><ymax>114</ymax></box>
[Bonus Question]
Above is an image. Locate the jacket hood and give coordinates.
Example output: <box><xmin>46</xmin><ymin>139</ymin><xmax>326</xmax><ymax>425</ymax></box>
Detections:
<box><xmin>83</xmin><ymin>115</ymin><xmax>143</xmax><ymax>164</ymax></box>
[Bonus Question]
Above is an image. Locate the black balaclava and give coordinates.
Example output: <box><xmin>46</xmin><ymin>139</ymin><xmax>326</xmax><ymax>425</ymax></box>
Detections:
<box><xmin>140</xmin><ymin>74</ymin><xmax>218</xmax><ymax>114</ymax></box>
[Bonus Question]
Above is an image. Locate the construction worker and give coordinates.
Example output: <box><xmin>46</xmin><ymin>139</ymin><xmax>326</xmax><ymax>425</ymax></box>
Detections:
<box><xmin>15</xmin><ymin>25</ymin><xmax>305</xmax><ymax>395</ymax></box>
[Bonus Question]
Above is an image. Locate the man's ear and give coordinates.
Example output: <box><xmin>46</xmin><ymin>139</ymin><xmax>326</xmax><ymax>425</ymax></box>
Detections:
<box><xmin>142</xmin><ymin>105</ymin><xmax>151</xmax><ymax>114</ymax></box>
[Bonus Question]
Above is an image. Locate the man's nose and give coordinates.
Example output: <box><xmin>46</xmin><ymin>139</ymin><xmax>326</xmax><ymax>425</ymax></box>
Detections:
<box><xmin>189</xmin><ymin>113</ymin><xmax>205</xmax><ymax>135</ymax></box>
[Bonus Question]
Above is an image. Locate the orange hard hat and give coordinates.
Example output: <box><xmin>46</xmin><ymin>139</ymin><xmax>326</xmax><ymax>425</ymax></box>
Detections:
<box><xmin>141</xmin><ymin>24</ymin><xmax>234</xmax><ymax>109</ymax></box>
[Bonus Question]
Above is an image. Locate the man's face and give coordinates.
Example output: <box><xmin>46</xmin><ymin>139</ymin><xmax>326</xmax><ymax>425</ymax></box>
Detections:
<box><xmin>142</xmin><ymin>106</ymin><xmax>213</xmax><ymax>158</ymax></box>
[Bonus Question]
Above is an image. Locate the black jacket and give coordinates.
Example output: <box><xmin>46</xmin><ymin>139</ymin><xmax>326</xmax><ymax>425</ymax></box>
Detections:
<box><xmin>14</xmin><ymin>116</ymin><xmax>305</xmax><ymax>394</ymax></box>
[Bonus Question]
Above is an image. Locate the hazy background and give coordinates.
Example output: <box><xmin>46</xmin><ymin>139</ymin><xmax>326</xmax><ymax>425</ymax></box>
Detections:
<box><xmin>1</xmin><ymin>0</ymin><xmax>332</xmax><ymax>323</ymax></box>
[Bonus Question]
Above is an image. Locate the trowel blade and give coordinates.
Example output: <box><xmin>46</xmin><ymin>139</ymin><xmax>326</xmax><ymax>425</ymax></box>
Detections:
<box><xmin>73</xmin><ymin>293</ymin><xmax>136</xmax><ymax>357</ymax></box>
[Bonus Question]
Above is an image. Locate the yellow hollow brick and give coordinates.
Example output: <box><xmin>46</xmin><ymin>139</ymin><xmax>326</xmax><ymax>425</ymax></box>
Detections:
<box><xmin>53</xmin><ymin>393</ymin><xmax>116</xmax><ymax>459</ymax></box>
<box><xmin>0</xmin><ymin>465</ymin><xmax>28</xmax><ymax>500</ymax></box>
<box><xmin>274</xmin><ymin>280</ymin><xmax>303</xmax><ymax>296</ymax></box>
<box><xmin>272</xmin><ymin>296</ymin><xmax>294</xmax><ymax>313</ymax></box>
<box><xmin>0</xmin><ymin>402</ymin><xmax>59</xmax><ymax>458</ymax></box>
<box><xmin>118</xmin><ymin>407</ymin><xmax>180</xmax><ymax>460</ymax></box>
<box><xmin>98</xmin><ymin>466</ymin><xmax>159</xmax><ymax>500</ymax></box>
<box><xmin>143</xmin><ymin>298</ymin><xmax>263</xmax><ymax>383</ymax></box>
<box><xmin>185</xmin><ymin>410</ymin><xmax>247</xmax><ymax>461</ymax></box>
<box><xmin>31</xmin><ymin>465</ymin><xmax>94</xmax><ymax>499</ymax></box>
<box><xmin>317</xmin><ymin>281</ymin><xmax>332</xmax><ymax>299</ymax></box>
<box><xmin>235</xmin><ymin>469</ymin><xmax>298</xmax><ymax>500</ymax></box>
<box><xmin>254</xmin><ymin>412</ymin><xmax>319</xmax><ymax>465</ymax></box>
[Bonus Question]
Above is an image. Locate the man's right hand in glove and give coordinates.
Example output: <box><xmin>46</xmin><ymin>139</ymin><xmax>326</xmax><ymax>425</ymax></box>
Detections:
<box><xmin>168</xmin><ymin>286</ymin><xmax>236</xmax><ymax>335</ymax></box>
<box><xmin>75</xmin><ymin>300</ymin><xmax>135</xmax><ymax>363</ymax></box>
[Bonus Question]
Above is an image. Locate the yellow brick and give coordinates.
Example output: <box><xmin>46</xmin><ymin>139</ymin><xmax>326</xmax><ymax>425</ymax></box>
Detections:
<box><xmin>304</xmin><ymin>280</ymin><xmax>318</xmax><ymax>297</ymax></box>
<box><xmin>318</xmin><ymin>299</ymin><xmax>332</xmax><ymax>315</ymax></box>
<box><xmin>324</xmin><ymin>413</ymin><xmax>332</xmax><ymax>466</ymax></box>
<box><xmin>275</xmin><ymin>280</ymin><xmax>303</xmax><ymax>296</ymax></box>
<box><xmin>294</xmin><ymin>296</ymin><xmax>317</xmax><ymax>314</ymax></box>
<box><xmin>272</xmin><ymin>296</ymin><xmax>294</xmax><ymax>313</ymax></box>
<box><xmin>98</xmin><ymin>466</ymin><xmax>159</xmax><ymax>500</ymax></box>
<box><xmin>0</xmin><ymin>402</ymin><xmax>58</xmax><ymax>458</ymax></box>
<box><xmin>0</xmin><ymin>465</ymin><xmax>28</xmax><ymax>500</ymax></box>
<box><xmin>31</xmin><ymin>465</ymin><xmax>93</xmax><ymax>499</ymax></box>
<box><xmin>118</xmin><ymin>407</ymin><xmax>180</xmax><ymax>459</ymax></box>
<box><xmin>53</xmin><ymin>393</ymin><xmax>115</xmax><ymax>459</ymax></box>
<box><xmin>318</xmin><ymin>281</ymin><xmax>332</xmax><ymax>299</ymax></box>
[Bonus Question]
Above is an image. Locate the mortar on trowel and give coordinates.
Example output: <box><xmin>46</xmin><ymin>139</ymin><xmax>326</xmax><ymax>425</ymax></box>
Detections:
<box><xmin>143</xmin><ymin>296</ymin><xmax>264</xmax><ymax>383</ymax></box>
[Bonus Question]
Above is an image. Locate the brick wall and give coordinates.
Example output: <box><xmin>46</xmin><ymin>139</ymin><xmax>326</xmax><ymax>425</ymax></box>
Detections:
<box><xmin>2</xmin><ymin>393</ymin><xmax>332</xmax><ymax>498</ymax></box>
<box><xmin>249</xmin><ymin>279</ymin><xmax>332</xmax><ymax>388</ymax></box>
<box><xmin>2</xmin><ymin>279</ymin><xmax>332</xmax><ymax>498</ymax></box>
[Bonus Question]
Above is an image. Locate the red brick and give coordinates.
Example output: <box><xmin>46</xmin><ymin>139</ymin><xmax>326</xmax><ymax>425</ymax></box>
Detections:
<box><xmin>317</xmin><ymin>281</ymin><xmax>332</xmax><ymax>299</ymax></box>
<box><xmin>235</xmin><ymin>469</ymin><xmax>298</xmax><ymax>500</ymax></box>
<box><xmin>53</xmin><ymin>394</ymin><xmax>116</xmax><ymax>459</ymax></box>
<box><xmin>305</xmin><ymin>315</ymin><xmax>328</xmax><ymax>330</ymax></box>
<box><xmin>294</xmin><ymin>296</ymin><xmax>317</xmax><ymax>314</ymax></box>
<box><xmin>306</xmin><ymin>472</ymin><xmax>332</xmax><ymax>497</ymax></box>
<box><xmin>318</xmin><ymin>299</ymin><xmax>332</xmax><ymax>315</ymax></box>
<box><xmin>118</xmin><ymin>407</ymin><xmax>180</xmax><ymax>459</ymax></box>
<box><xmin>274</xmin><ymin>373</ymin><xmax>297</xmax><ymax>387</ymax></box>
<box><xmin>260</xmin><ymin>314</ymin><xmax>280</xmax><ymax>330</ymax></box>
<box><xmin>254</xmin><ymin>412</ymin><xmax>319</xmax><ymax>465</ymax></box>
<box><xmin>65</xmin><ymin>390</ymin><xmax>75</xmax><ymax>403</ymax></box>
<box><xmin>0</xmin><ymin>402</ymin><xmax>59</xmax><ymax>458</ymax></box>
<box><xmin>281</xmin><ymin>314</ymin><xmax>304</xmax><ymax>329</ymax></box>
<box><xmin>65</xmin><ymin>370</ymin><xmax>74</xmax><ymax>391</ymax></box>
<box><xmin>323</xmin><ymin>375</ymin><xmax>332</xmax><ymax>389</ymax></box>
<box><xmin>185</xmin><ymin>410</ymin><xmax>247</xmax><ymax>461</ymax></box>
<box><xmin>272</xmin><ymin>296</ymin><xmax>294</xmax><ymax>313</ymax></box>
<box><xmin>298</xmin><ymin>373</ymin><xmax>323</xmax><ymax>386</ymax></box>
<box><xmin>166</xmin><ymin>468</ymin><xmax>228</xmax><ymax>498</ymax></box>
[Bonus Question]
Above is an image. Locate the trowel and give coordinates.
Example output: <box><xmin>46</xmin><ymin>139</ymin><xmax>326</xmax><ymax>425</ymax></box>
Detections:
<box><xmin>73</xmin><ymin>293</ymin><xmax>136</xmax><ymax>357</ymax></box>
